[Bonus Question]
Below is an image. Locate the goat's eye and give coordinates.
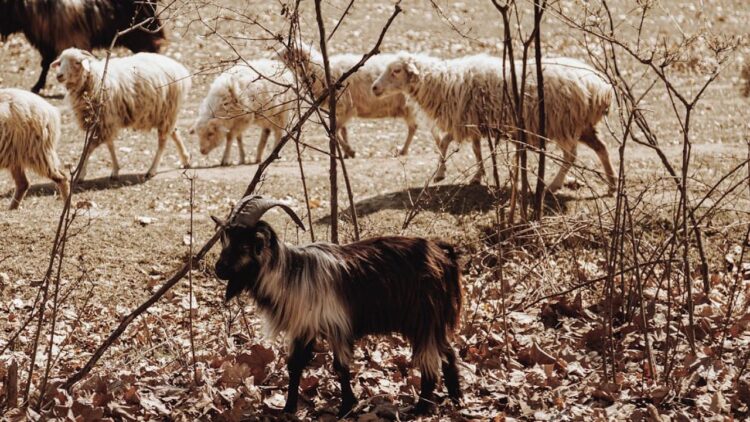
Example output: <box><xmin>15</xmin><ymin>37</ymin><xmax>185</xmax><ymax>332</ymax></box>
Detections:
<box><xmin>393</xmin><ymin>68</ymin><xmax>402</xmax><ymax>75</ymax></box>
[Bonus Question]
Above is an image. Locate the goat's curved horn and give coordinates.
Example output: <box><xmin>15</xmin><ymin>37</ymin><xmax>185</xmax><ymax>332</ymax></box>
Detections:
<box><xmin>231</xmin><ymin>195</ymin><xmax>306</xmax><ymax>231</ymax></box>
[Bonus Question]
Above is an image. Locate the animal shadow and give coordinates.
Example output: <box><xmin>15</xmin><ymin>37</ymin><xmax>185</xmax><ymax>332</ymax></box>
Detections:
<box><xmin>0</xmin><ymin>173</ymin><xmax>147</xmax><ymax>199</ymax></box>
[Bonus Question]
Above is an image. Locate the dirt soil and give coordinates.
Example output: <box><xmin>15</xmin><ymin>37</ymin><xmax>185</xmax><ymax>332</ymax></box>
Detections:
<box><xmin>1</xmin><ymin>0</ymin><xmax>750</xmax><ymax>420</ymax></box>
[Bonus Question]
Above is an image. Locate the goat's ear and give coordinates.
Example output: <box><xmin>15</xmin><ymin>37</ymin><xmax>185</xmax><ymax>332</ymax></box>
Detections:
<box><xmin>211</xmin><ymin>215</ymin><xmax>226</xmax><ymax>229</ymax></box>
<box><xmin>51</xmin><ymin>59</ymin><xmax>61</xmax><ymax>69</ymax></box>
<box><xmin>253</xmin><ymin>231</ymin><xmax>268</xmax><ymax>257</ymax></box>
<box><xmin>81</xmin><ymin>58</ymin><xmax>90</xmax><ymax>72</ymax></box>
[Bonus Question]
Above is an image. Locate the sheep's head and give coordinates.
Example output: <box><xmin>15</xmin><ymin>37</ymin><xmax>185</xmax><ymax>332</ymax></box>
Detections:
<box><xmin>51</xmin><ymin>48</ymin><xmax>95</xmax><ymax>90</ymax></box>
<box><xmin>212</xmin><ymin>196</ymin><xmax>305</xmax><ymax>301</ymax></box>
<box><xmin>191</xmin><ymin>119</ymin><xmax>228</xmax><ymax>155</ymax></box>
<box><xmin>372</xmin><ymin>54</ymin><xmax>419</xmax><ymax>97</ymax></box>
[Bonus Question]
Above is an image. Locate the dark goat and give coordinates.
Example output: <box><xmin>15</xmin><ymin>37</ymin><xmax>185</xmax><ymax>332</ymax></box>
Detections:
<box><xmin>0</xmin><ymin>0</ymin><xmax>164</xmax><ymax>93</ymax></box>
<box><xmin>212</xmin><ymin>196</ymin><xmax>463</xmax><ymax>417</ymax></box>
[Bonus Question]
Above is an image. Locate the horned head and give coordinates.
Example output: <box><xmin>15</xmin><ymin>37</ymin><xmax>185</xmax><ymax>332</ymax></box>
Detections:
<box><xmin>212</xmin><ymin>195</ymin><xmax>305</xmax><ymax>301</ymax></box>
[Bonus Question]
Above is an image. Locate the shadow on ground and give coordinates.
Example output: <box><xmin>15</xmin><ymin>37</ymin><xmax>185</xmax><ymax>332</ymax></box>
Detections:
<box><xmin>316</xmin><ymin>183</ymin><xmax>579</xmax><ymax>224</ymax></box>
<box><xmin>1</xmin><ymin>174</ymin><xmax>147</xmax><ymax>199</ymax></box>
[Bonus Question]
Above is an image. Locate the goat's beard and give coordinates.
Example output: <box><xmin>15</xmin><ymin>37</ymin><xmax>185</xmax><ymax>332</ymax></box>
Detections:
<box><xmin>225</xmin><ymin>277</ymin><xmax>247</xmax><ymax>302</ymax></box>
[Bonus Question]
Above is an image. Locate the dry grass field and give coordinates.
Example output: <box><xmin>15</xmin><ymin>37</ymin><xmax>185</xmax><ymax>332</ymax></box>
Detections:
<box><xmin>1</xmin><ymin>0</ymin><xmax>750</xmax><ymax>420</ymax></box>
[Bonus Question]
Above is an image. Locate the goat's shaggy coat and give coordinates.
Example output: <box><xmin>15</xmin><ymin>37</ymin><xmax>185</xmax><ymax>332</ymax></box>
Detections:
<box><xmin>214</xmin><ymin>221</ymin><xmax>462</xmax><ymax>416</ymax></box>
<box><xmin>280</xmin><ymin>44</ymin><xmax>437</xmax><ymax>157</ymax></box>
<box><xmin>53</xmin><ymin>48</ymin><xmax>191</xmax><ymax>180</ymax></box>
<box><xmin>0</xmin><ymin>88</ymin><xmax>69</xmax><ymax>209</ymax></box>
<box><xmin>372</xmin><ymin>53</ymin><xmax>616</xmax><ymax>190</ymax></box>
<box><xmin>0</xmin><ymin>0</ymin><xmax>164</xmax><ymax>93</ymax></box>
<box><xmin>192</xmin><ymin>61</ymin><xmax>294</xmax><ymax>166</ymax></box>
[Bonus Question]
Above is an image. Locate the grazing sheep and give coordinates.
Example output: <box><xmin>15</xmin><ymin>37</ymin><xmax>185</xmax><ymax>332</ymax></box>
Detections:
<box><xmin>372</xmin><ymin>53</ymin><xmax>616</xmax><ymax>191</ymax></box>
<box><xmin>52</xmin><ymin>48</ymin><xmax>191</xmax><ymax>180</ymax></box>
<box><xmin>0</xmin><ymin>0</ymin><xmax>165</xmax><ymax>93</ymax></box>
<box><xmin>0</xmin><ymin>88</ymin><xmax>69</xmax><ymax>209</ymax></box>
<box><xmin>212</xmin><ymin>196</ymin><xmax>463</xmax><ymax>417</ymax></box>
<box><xmin>190</xmin><ymin>61</ymin><xmax>294</xmax><ymax>166</ymax></box>
<box><xmin>280</xmin><ymin>43</ymin><xmax>439</xmax><ymax>158</ymax></box>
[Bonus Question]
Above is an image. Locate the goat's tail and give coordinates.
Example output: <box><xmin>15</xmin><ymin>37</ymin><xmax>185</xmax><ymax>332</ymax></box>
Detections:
<box><xmin>436</xmin><ymin>241</ymin><xmax>463</xmax><ymax>334</ymax></box>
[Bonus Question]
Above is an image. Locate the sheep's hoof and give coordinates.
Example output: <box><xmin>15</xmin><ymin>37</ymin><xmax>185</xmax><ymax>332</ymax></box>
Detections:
<box><xmin>433</xmin><ymin>175</ymin><xmax>445</xmax><ymax>183</ymax></box>
<box><xmin>344</xmin><ymin>151</ymin><xmax>356</xmax><ymax>159</ymax></box>
<box><xmin>109</xmin><ymin>174</ymin><xmax>120</xmax><ymax>181</ymax></box>
<box><xmin>220</xmin><ymin>160</ymin><xmax>231</xmax><ymax>167</ymax></box>
<box><xmin>282</xmin><ymin>403</ymin><xmax>296</xmax><ymax>414</ymax></box>
<box><xmin>145</xmin><ymin>171</ymin><xmax>156</xmax><ymax>180</ymax></box>
<box><xmin>470</xmin><ymin>177</ymin><xmax>483</xmax><ymax>185</ymax></box>
<box><xmin>182</xmin><ymin>162</ymin><xmax>192</xmax><ymax>170</ymax></box>
<box><xmin>397</xmin><ymin>148</ymin><xmax>409</xmax><ymax>157</ymax></box>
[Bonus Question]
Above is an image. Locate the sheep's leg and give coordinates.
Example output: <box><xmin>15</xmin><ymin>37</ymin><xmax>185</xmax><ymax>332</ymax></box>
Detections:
<box><xmin>9</xmin><ymin>166</ymin><xmax>29</xmax><ymax>210</ymax></box>
<box><xmin>75</xmin><ymin>141</ymin><xmax>98</xmax><ymax>182</ymax></box>
<box><xmin>47</xmin><ymin>164</ymin><xmax>70</xmax><ymax>204</ymax></box>
<box><xmin>220</xmin><ymin>134</ymin><xmax>233</xmax><ymax>166</ymax></box>
<box><xmin>337</xmin><ymin>126</ymin><xmax>356</xmax><ymax>158</ymax></box>
<box><xmin>236</xmin><ymin>135</ymin><xmax>246</xmax><ymax>165</ymax></box>
<box><xmin>470</xmin><ymin>136</ymin><xmax>485</xmax><ymax>185</ymax></box>
<box><xmin>283</xmin><ymin>338</ymin><xmax>315</xmax><ymax>414</ymax></box>
<box><xmin>434</xmin><ymin>133</ymin><xmax>453</xmax><ymax>182</ymax></box>
<box><xmin>146</xmin><ymin>133</ymin><xmax>169</xmax><ymax>179</ymax></box>
<box><xmin>105</xmin><ymin>140</ymin><xmax>120</xmax><ymax>179</ymax></box>
<box><xmin>31</xmin><ymin>51</ymin><xmax>54</xmax><ymax>94</ymax></box>
<box><xmin>580</xmin><ymin>126</ymin><xmax>617</xmax><ymax>195</ymax></box>
<box><xmin>254</xmin><ymin>128</ymin><xmax>271</xmax><ymax>164</ymax></box>
<box><xmin>398</xmin><ymin>115</ymin><xmax>418</xmax><ymax>156</ymax></box>
<box><xmin>171</xmin><ymin>131</ymin><xmax>191</xmax><ymax>169</ymax></box>
<box><xmin>441</xmin><ymin>346</ymin><xmax>462</xmax><ymax>403</ymax></box>
<box><xmin>548</xmin><ymin>141</ymin><xmax>577</xmax><ymax>193</ymax></box>
<box><xmin>333</xmin><ymin>350</ymin><xmax>357</xmax><ymax>418</ymax></box>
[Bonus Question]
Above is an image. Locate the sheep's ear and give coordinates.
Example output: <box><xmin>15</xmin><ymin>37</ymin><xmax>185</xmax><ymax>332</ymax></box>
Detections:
<box><xmin>405</xmin><ymin>61</ymin><xmax>420</xmax><ymax>79</ymax></box>
<box><xmin>51</xmin><ymin>59</ymin><xmax>61</xmax><ymax>68</ymax></box>
<box><xmin>81</xmin><ymin>59</ymin><xmax>90</xmax><ymax>72</ymax></box>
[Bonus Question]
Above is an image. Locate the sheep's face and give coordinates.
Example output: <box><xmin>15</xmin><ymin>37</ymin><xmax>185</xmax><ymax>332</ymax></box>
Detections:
<box><xmin>213</xmin><ymin>221</ymin><xmax>277</xmax><ymax>301</ymax></box>
<box><xmin>51</xmin><ymin>49</ymin><xmax>92</xmax><ymax>90</ymax></box>
<box><xmin>193</xmin><ymin>120</ymin><xmax>228</xmax><ymax>155</ymax></box>
<box><xmin>372</xmin><ymin>58</ymin><xmax>418</xmax><ymax>97</ymax></box>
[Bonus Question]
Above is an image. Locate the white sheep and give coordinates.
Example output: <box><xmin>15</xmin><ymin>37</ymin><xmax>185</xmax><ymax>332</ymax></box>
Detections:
<box><xmin>190</xmin><ymin>60</ymin><xmax>294</xmax><ymax>166</ymax></box>
<box><xmin>280</xmin><ymin>43</ymin><xmax>439</xmax><ymax>158</ymax></box>
<box><xmin>0</xmin><ymin>88</ymin><xmax>69</xmax><ymax>209</ymax></box>
<box><xmin>372</xmin><ymin>53</ymin><xmax>616</xmax><ymax>191</ymax></box>
<box><xmin>52</xmin><ymin>48</ymin><xmax>192</xmax><ymax>180</ymax></box>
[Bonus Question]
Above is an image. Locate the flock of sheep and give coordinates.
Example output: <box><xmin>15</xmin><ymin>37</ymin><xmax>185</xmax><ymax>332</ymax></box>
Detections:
<box><xmin>0</xmin><ymin>41</ymin><xmax>617</xmax><ymax>210</ymax></box>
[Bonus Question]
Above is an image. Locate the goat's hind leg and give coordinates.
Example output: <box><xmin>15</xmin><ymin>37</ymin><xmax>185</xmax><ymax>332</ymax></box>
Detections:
<box><xmin>441</xmin><ymin>345</ymin><xmax>462</xmax><ymax>403</ymax></box>
<box><xmin>283</xmin><ymin>338</ymin><xmax>315</xmax><ymax>414</ymax></box>
<box><xmin>412</xmin><ymin>343</ymin><xmax>441</xmax><ymax>414</ymax></box>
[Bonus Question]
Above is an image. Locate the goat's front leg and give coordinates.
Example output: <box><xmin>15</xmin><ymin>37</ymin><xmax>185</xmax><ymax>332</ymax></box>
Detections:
<box><xmin>254</xmin><ymin>128</ymin><xmax>271</xmax><ymax>164</ymax></box>
<box><xmin>333</xmin><ymin>348</ymin><xmax>357</xmax><ymax>418</ymax></box>
<box><xmin>337</xmin><ymin>126</ymin><xmax>356</xmax><ymax>158</ymax></box>
<box><xmin>283</xmin><ymin>338</ymin><xmax>315</xmax><ymax>414</ymax></box>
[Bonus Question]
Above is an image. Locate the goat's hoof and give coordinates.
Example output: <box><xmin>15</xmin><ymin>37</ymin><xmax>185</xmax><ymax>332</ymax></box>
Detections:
<box><xmin>397</xmin><ymin>149</ymin><xmax>408</xmax><ymax>157</ymax></box>
<box><xmin>337</xmin><ymin>401</ymin><xmax>356</xmax><ymax>418</ymax></box>
<box><xmin>470</xmin><ymin>177</ymin><xmax>483</xmax><ymax>185</ymax></box>
<box><xmin>220</xmin><ymin>160</ymin><xmax>231</xmax><ymax>167</ymax></box>
<box><xmin>109</xmin><ymin>174</ymin><xmax>120</xmax><ymax>181</ymax></box>
<box><xmin>433</xmin><ymin>175</ymin><xmax>445</xmax><ymax>183</ymax></box>
<box><xmin>412</xmin><ymin>400</ymin><xmax>434</xmax><ymax>415</ymax></box>
<box><xmin>145</xmin><ymin>171</ymin><xmax>156</xmax><ymax>180</ymax></box>
<box><xmin>282</xmin><ymin>404</ymin><xmax>296</xmax><ymax>414</ymax></box>
<box><xmin>344</xmin><ymin>151</ymin><xmax>356</xmax><ymax>159</ymax></box>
